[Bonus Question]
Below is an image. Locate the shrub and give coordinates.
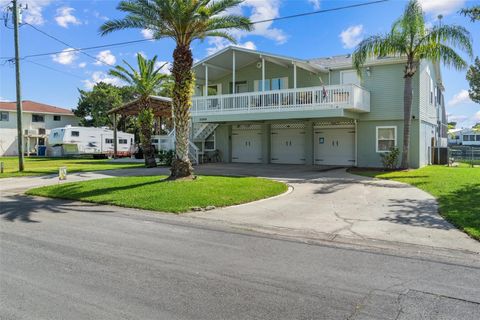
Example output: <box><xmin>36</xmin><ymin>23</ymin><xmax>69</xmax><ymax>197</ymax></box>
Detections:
<box><xmin>380</xmin><ymin>147</ymin><xmax>400</xmax><ymax>170</ymax></box>
<box><xmin>158</xmin><ymin>150</ymin><xmax>175</xmax><ymax>166</ymax></box>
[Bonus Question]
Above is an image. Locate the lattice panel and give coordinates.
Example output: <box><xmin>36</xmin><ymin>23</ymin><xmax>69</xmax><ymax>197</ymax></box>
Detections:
<box><xmin>271</xmin><ymin>123</ymin><xmax>306</xmax><ymax>129</ymax></box>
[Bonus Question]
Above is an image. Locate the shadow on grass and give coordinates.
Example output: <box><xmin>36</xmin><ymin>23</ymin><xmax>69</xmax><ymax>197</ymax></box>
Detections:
<box><xmin>32</xmin><ymin>178</ymin><xmax>165</xmax><ymax>200</ymax></box>
<box><xmin>0</xmin><ymin>194</ymin><xmax>114</xmax><ymax>223</ymax></box>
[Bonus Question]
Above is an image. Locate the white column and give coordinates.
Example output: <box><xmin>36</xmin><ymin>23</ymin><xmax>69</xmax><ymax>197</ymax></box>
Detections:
<box><xmin>261</xmin><ymin>57</ymin><xmax>265</xmax><ymax>91</ymax></box>
<box><xmin>293</xmin><ymin>62</ymin><xmax>297</xmax><ymax>89</ymax></box>
<box><xmin>232</xmin><ymin>50</ymin><xmax>236</xmax><ymax>94</ymax></box>
<box><xmin>204</xmin><ymin>64</ymin><xmax>208</xmax><ymax>96</ymax></box>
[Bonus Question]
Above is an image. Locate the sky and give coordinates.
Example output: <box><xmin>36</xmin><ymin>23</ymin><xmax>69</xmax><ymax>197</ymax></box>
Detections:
<box><xmin>0</xmin><ymin>0</ymin><xmax>479</xmax><ymax>128</ymax></box>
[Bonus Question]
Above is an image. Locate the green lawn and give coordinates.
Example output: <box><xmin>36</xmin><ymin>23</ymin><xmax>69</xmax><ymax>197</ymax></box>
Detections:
<box><xmin>352</xmin><ymin>166</ymin><xmax>480</xmax><ymax>240</ymax></box>
<box><xmin>26</xmin><ymin>175</ymin><xmax>288</xmax><ymax>213</ymax></box>
<box><xmin>0</xmin><ymin>157</ymin><xmax>143</xmax><ymax>178</ymax></box>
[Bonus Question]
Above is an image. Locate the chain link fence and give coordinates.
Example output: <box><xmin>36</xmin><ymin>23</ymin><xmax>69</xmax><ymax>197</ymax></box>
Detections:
<box><xmin>448</xmin><ymin>146</ymin><xmax>480</xmax><ymax>167</ymax></box>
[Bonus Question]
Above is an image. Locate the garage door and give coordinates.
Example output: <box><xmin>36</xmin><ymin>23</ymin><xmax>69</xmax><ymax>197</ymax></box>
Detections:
<box><xmin>271</xmin><ymin>127</ymin><xmax>306</xmax><ymax>164</ymax></box>
<box><xmin>232</xmin><ymin>126</ymin><xmax>262</xmax><ymax>163</ymax></box>
<box><xmin>315</xmin><ymin>128</ymin><xmax>355</xmax><ymax>166</ymax></box>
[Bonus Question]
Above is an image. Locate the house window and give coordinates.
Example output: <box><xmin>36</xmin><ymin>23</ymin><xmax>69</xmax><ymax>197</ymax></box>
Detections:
<box><xmin>204</xmin><ymin>132</ymin><xmax>215</xmax><ymax>151</ymax></box>
<box><xmin>476</xmin><ymin>135</ymin><xmax>480</xmax><ymax>142</ymax></box>
<box><xmin>376</xmin><ymin>126</ymin><xmax>397</xmax><ymax>152</ymax></box>
<box><xmin>470</xmin><ymin>135</ymin><xmax>475</xmax><ymax>141</ymax></box>
<box><xmin>119</xmin><ymin>139</ymin><xmax>128</xmax><ymax>144</ymax></box>
<box><xmin>38</xmin><ymin>128</ymin><xmax>46</xmax><ymax>135</ymax></box>
<box><xmin>53</xmin><ymin>115</ymin><xmax>61</xmax><ymax>121</ymax></box>
<box><xmin>151</xmin><ymin>138</ymin><xmax>159</xmax><ymax>144</ymax></box>
<box><xmin>105</xmin><ymin>138</ymin><xmax>114</xmax><ymax>144</ymax></box>
<box><xmin>71</xmin><ymin>131</ymin><xmax>80</xmax><ymax>137</ymax></box>
<box><xmin>32</xmin><ymin>114</ymin><xmax>45</xmax><ymax>122</ymax></box>
<box><xmin>0</xmin><ymin>112</ymin><xmax>9</xmax><ymax>121</ymax></box>
<box><xmin>53</xmin><ymin>132</ymin><xmax>59</xmax><ymax>138</ymax></box>
<box><xmin>254</xmin><ymin>77</ymin><xmax>288</xmax><ymax>91</ymax></box>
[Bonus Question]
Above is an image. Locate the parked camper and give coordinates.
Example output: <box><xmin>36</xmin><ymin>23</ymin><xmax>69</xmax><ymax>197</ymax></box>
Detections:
<box><xmin>48</xmin><ymin>126</ymin><xmax>134</xmax><ymax>158</ymax></box>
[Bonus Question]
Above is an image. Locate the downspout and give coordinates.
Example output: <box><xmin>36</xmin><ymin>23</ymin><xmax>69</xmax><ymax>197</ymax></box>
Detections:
<box><xmin>355</xmin><ymin>119</ymin><xmax>358</xmax><ymax>167</ymax></box>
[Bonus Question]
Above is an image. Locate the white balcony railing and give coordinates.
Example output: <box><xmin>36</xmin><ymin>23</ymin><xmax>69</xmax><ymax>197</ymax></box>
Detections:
<box><xmin>191</xmin><ymin>84</ymin><xmax>370</xmax><ymax>116</ymax></box>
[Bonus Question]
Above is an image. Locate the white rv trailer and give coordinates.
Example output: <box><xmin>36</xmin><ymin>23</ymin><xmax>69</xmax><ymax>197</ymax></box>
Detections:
<box><xmin>48</xmin><ymin>125</ymin><xmax>134</xmax><ymax>158</ymax></box>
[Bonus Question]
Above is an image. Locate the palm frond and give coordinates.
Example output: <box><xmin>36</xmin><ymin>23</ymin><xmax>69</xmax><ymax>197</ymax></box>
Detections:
<box><xmin>418</xmin><ymin>25</ymin><xmax>473</xmax><ymax>59</ymax></box>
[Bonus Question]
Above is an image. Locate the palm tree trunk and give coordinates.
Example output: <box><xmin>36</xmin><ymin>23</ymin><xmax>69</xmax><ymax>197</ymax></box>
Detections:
<box><xmin>138</xmin><ymin>105</ymin><xmax>156</xmax><ymax>168</ymax></box>
<box><xmin>401</xmin><ymin>73</ymin><xmax>414</xmax><ymax>169</ymax></box>
<box><xmin>170</xmin><ymin>44</ymin><xmax>194</xmax><ymax>179</ymax></box>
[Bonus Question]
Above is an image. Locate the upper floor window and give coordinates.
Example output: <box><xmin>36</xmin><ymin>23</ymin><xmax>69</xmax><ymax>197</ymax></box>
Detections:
<box><xmin>53</xmin><ymin>115</ymin><xmax>61</xmax><ymax>121</ymax></box>
<box><xmin>71</xmin><ymin>131</ymin><xmax>80</xmax><ymax>137</ymax></box>
<box><xmin>119</xmin><ymin>139</ymin><xmax>128</xmax><ymax>144</ymax></box>
<box><xmin>254</xmin><ymin>77</ymin><xmax>288</xmax><ymax>92</ymax></box>
<box><xmin>32</xmin><ymin>114</ymin><xmax>45</xmax><ymax>122</ymax></box>
<box><xmin>0</xmin><ymin>111</ymin><xmax>8</xmax><ymax>121</ymax></box>
<box><xmin>105</xmin><ymin>138</ymin><xmax>114</xmax><ymax>144</ymax></box>
<box><xmin>376</xmin><ymin>126</ymin><xmax>397</xmax><ymax>152</ymax></box>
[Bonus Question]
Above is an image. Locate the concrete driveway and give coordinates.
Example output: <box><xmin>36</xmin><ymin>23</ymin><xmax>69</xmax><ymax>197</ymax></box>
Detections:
<box><xmin>187</xmin><ymin>164</ymin><xmax>480</xmax><ymax>253</ymax></box>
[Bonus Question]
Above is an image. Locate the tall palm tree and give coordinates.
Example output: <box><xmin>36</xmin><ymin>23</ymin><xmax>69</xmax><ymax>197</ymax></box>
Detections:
<box><xmin>352</xmin><ymin>0</ymin><xmax>472</xmax><ymax>168</ymax></box>
<box><xmin>100</xmin><ymin>0</ymin><xmax>252</xmax><ymax>179</ymax></box>
<box><xmin>109</xmin><ymin>54</ymin><xmax>167</xmax><ymax>168</ymax></box>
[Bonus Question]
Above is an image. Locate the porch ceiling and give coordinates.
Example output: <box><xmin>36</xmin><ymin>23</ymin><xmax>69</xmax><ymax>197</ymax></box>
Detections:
<box><xmin>193</xmin><ymin>46</ymin><xmax>327</xmax><ymax>84</ymax></box>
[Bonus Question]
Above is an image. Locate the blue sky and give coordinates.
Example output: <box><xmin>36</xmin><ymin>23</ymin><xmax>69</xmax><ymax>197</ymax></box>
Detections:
<box><xmin>1</xmin><ymin>0</ymin><xmax>479</xmax><ymax>128</ymax></box>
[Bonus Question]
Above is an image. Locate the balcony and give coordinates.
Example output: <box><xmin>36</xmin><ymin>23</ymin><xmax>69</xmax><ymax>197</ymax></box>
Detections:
<box><xmin>191</xmin><ymin>84</ymin><xmax>370</xmax><ymax>119</ymax></box>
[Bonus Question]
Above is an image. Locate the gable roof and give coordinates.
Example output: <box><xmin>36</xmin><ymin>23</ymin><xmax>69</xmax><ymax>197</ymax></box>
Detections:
<box><xmin>0</xmin><ymin>100</ymin><xmax>74</xmax><ymax>115</ymax></box>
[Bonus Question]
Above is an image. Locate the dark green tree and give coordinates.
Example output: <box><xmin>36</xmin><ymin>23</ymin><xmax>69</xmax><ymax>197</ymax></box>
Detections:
<box><xmin>466</xmin><ymin>57</ymin><xmax>480</xmax><ymax>104</ymax></box>
<box><xmin>74</xmin><ymin>82</ymin><xmax>123</xmax><ymax>127</ymax></box>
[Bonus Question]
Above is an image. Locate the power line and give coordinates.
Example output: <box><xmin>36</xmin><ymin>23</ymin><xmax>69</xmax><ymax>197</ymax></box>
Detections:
<box><xmin>25</xmin><ymin>60</ymin><xmax>85</xmax><ymax>80</ymax></box>
<box><xmin>24</xmin><ymin>22</ymin><xmax>114</xmax><ymax>66</ymax></box>
<box><xmin>0</xmin><ymin>0</ymin><xmax>389</xmax><ymax>61</ymax></box>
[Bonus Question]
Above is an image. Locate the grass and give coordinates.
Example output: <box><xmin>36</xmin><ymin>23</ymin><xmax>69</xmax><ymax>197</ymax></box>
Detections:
<box><xmin>351</xmin><ymin>166</ymin><xmax>480</xmax><ymax>240</ymax></box>
<box><xmin>26</xmin><ymin>175</ymin><xmax>288</xmax><ymax>213</ymax></box>
<box><xmin>0</xmin><ymin>157</ymin><xmax>143</xmax><ymax>178</ymax></box>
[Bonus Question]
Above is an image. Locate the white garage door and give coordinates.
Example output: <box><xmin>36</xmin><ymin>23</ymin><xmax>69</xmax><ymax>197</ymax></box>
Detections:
<box><xmin>271</xmin><ymin>127</ymin><xmax>306</xmax><ymax>164</ymax></box>
<box><xmin>315</xmin><ymin>128</ymin><xmax>355</xmax><ymax>166</ymax></box>
<box><xmin>232</xmin><ymin>127</ymin><xmax>262</xmax><ymax>163</ymax></box>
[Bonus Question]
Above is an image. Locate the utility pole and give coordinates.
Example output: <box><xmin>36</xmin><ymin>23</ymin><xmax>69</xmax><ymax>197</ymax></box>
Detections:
<box><xmin>12</xmin><ymin>0</ymin><xmax>24</xmax><ymax>171</ymax></box>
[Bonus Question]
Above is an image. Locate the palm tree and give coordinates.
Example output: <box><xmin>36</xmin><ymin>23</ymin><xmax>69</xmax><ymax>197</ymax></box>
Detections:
<box><xmin>100</xmin><ymin>0</ymin><xmax>252</xmax><ymax>179</ymax></box>
<box><xmin>352</xmin><ymin>0</ymin><xmax>472</xmax><ymax>168</ymax></box>
<box><xmin>109</xmin><ymin>54</ymin><xmax>167</xmax><ymax>168</ymax></box>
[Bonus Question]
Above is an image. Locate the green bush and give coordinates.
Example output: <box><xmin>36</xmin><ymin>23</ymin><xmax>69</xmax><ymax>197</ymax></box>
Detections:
<box><xmin>380</xmin><ymin>146</ymin><xmax>400</xmax><ymax>170</ymax></box>
<box><xmin>158</xmin><ymin>150</ymin><xmax>175</xmax><ymax>166</ymax></box>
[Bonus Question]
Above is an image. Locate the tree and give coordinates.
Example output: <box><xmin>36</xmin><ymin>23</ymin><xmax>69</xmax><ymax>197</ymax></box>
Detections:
<box><xmin>109</xmin><ymin>54</ymin><xmax>169</xmax><ymax>168</ymax></box>
<box><xmin>447</xmin><ymin>122</ymin><xmax>457</xmax><ymax>131</ymax></box>
<box><xmin>460</xmin><ymin>6</ymin><xmax>480</xmax><ymax>22</ymax></box>
<box><xmin>74</xmin><ymin>82</ymin><xmax>123</xmax><ymax>127</ymax></box>
<box><xmin>100</xmin><ymin>0</ymin><xmax>251</xmax><ymax>179</ymax></box>
<box><xmin>466</xmin><ymin>57</ymin><xmax>480</xmax><ymax>104</ymax></box>
<box><xmin>352</xmin><ymin>0</ymin><xmax>472</xmax><ymax>168</ymax></box>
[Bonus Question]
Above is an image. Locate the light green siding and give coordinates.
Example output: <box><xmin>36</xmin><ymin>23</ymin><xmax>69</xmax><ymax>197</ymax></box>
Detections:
<box><xmin>214</xmin><ymin>124</ymin><xmax>231</xmax><ymax>162</ymax></box>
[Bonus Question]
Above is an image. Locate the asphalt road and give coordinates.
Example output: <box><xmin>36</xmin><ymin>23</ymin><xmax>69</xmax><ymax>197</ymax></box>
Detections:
<box><xmin>1</xmin><ymin>194</ymin><xmax>480</xmax><ymax>320</ymax></box>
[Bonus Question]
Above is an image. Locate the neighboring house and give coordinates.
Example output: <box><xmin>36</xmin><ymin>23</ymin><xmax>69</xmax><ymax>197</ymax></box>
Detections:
<box><xmin>448</xmin><ymin>128</ymin><xmax>480</xmax><ymax>146</ymax></box>
<box><xmin>185</xmin><ymin>46</ymin><xmax>447</xmax><ymax>168</ymax></box>
<box><xmin>0</xmin><ymin>100</ymin><xmax>79</xmax><ymax>156</ymax></box>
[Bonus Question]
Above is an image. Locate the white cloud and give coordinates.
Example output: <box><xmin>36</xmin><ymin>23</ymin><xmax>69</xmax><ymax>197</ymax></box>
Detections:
<box><xmin>241</xmin><ymin>0</ymin><xmax>287</xmax><ymax>44</ymax></box>
<box><xmin>93</xmin><ymin>11</ymin><xmax>108</xmax><ymax>21</ymax></box>
<box><xmin>475</xmin><ymin>110</ymin><xmax>480</xmax><ymax>122</ymax></box>
<box><xmin>0</xmin><ymin>0</ymin><xmax>54</xmax><ymax>25</ymax></box>
<box><xmin>447</xmin><ymin>112</ymin><xmax>480</xmax><ymax>128</ymax></box>
<box><xmin>154</xmin><ymin>61</ymin><xmax>172</xmax><ymax>75</ymax></box>
<box><xmin>308</xmin><ymin>0</ymin><xmax>321</xmax><ymax>10</ymax></box>
<box><xmin>78</xmin><ymin>62</ymin><xmax>87</xmax><ymax>68</ymax></box>
<box><xmin>0</xmin><ymin>96</ymin><xmax>10</xmax><ymax>102</ymax></box>
<box><xmin>448</xmin><ymin>89</ymin><xmax>473</xmax><ymax>106</ymax></box>
<box><xmin>52</xmin><ymin>48</ymin><xmax>78</xmax><ymax>65</ymax></box>
<box><xmin>418</xmin><ymin>0</ymin><xmax>465</xmax><ymax>16</ymax></box>
<box><xmin>94</xmin><ymin>50</ymin><xmax>116</xmax><ymax>66</ymax></box>
<box><xmin>141</xmin><ymin>29</ymin><xmax>154</xmax><ymax>40</ymax></box>
<box><xmin>82</xmin><ymin>71</ymin><xmax>124</xmax><ymax>90</ymax></box>
<box><xmin>340</xmin><ymin>25</ymin><xmax>364</xmax><ymax>49</ymax></box>
<box><xmin>55</xmin><ymin>7</ymin><xmax>81</xmax><ymax>28</ymax></box>
<box><xmin>206</xmin><ymin>38</ymin><xmax>256</xmax><ymax>55</ymax></box>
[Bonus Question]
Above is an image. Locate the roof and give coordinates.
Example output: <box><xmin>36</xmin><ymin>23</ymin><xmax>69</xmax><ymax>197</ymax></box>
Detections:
<box><xmin>309</xmin><ymin>54</ymin><xmax>407</xmax><ymax>69</ymax></box>
<box><xmin>0</xmin><ymin>100</ymin><xmax>74</xmax><ymax>115</ymax></box>
<box><xmin>109</xmin><ymin>95</ymin><xmax>172</xmax><ymax>117</ymax></box>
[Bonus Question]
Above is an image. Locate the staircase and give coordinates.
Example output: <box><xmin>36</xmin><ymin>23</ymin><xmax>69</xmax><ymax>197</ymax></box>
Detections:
<box><xmin>193</xmin><ymin>123</ymin><xmax>218</xmax><ymax>141</ymax></box>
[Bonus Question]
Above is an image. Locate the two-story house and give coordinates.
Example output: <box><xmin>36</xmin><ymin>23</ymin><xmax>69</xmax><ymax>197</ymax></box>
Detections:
<box><xmin>189</xmin><ymin>46</ymin><xmax>447</xmax><ymax>168</ymax></box>
<box><xmin>0</xmin><ymin>100</ymin><xmax>79</xmax><ymax>156</ymax></box>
